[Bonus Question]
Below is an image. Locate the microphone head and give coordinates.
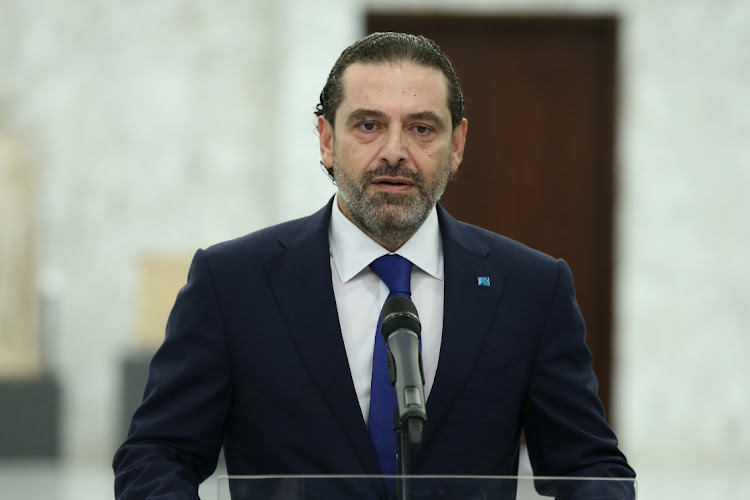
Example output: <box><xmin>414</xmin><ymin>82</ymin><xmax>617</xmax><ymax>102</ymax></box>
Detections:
<box><xmin>381</xmin><ymin>296</ymin><xmax>421</xmax><ymax>339</ymax></box>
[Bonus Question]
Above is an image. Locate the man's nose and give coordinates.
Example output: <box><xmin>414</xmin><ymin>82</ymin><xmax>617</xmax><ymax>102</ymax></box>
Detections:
<box><xmin>380</xmin><ymin>128</ymin><xmax>407</xmax><ymax>166</ymax></box>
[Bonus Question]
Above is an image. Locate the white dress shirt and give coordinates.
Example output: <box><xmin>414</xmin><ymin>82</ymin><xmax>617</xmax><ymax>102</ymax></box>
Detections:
<box><xmin>329</xmin><ymin>194</ymin><xmax>444</xmax><ymax>425</ymax></box>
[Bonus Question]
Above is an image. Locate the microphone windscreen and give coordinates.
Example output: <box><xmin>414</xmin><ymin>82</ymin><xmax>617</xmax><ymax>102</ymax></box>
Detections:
<box><xmin>381</xmin><ymin>296</ymin><xmax>421</xmax><ymax>339</ymax></box>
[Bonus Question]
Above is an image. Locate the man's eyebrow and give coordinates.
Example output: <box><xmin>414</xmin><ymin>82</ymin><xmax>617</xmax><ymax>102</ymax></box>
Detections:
<box><xmin>406</xmin><ymin>111</ymin><xmax>447</xmax><ymax>131</ymax></box>
<box><xmin>345</xmin><ymin>109</ymin><xmax>387</xmax><ymax>126</ymax></box>
<box><xmin>345</xmin><ymin>109</ymin><xmax>448</xmax><ymax>130</ymax></box>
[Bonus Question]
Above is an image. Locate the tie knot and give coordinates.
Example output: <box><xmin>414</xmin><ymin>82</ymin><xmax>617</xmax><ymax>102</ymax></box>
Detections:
<box><xmin>370</xmin><ymin>254</ymin><xmax>413</xmax><ymax>297</ymax></box>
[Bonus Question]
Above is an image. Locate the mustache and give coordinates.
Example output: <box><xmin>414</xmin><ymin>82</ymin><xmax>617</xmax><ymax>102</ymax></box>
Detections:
<box><xmin>361</xmin><ymin>164</ymin><xmax>425</xmax><ymax>187</ymax></box>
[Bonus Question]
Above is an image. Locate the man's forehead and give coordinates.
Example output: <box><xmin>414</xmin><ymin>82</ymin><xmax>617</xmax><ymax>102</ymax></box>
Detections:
<box><xmin>338</xmin><ymin>61</ymin><xmax>450</xmax><ymax>113</ymax></box>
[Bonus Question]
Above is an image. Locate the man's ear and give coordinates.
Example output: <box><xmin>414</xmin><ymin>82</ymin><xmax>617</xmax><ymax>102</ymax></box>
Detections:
<box><xmin>318</xmin><ymin>116</ymin><xmax>334</xmax><ymax>168</ymax></box>
<box><xmin>450</xmin><ymin>118</ymin><xmax>468</xmax><ymax>174</ymax></box>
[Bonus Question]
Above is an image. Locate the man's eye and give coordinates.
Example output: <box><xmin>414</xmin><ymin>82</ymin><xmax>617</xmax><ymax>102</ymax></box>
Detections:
<box><xmin>358</xmin><ymin>122</ymin><xmax>377</xmax><ymax>132</ymax></box>
<box><xmin>414</xmin><ymin>125</ymin><xmax>431</xmax><ymax>135</ymax></box>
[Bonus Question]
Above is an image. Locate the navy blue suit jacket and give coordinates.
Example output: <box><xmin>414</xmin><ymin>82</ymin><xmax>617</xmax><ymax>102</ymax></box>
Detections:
<box><xmin>113</xmin><ymin>200</ymin><xmax>634</xmax><ymax>498</ymax></box>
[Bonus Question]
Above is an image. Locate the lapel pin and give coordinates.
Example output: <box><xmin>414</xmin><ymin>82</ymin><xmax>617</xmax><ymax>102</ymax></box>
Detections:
<box><xmin>477</xmin><ymin>277</ymin><xmax>491</xmax><ymax>287</ymax></box>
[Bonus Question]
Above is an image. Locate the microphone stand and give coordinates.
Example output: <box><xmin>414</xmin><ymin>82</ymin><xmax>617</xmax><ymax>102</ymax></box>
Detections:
<box><xmin>379</xmin><ymin>298</ymin><xmax>426</xmax><ymax>500</ymax></box>
<box><xmin>395</xmin><ymin>414</ymin><xmax>424</xmax><ymax>500</ymax></box>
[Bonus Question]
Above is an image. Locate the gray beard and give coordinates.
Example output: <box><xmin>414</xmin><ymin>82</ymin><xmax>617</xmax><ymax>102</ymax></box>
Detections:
<box><xmin>335</xmin><ymin>160</ymin><xmax>452</xmax><ymax>250</ymax></box>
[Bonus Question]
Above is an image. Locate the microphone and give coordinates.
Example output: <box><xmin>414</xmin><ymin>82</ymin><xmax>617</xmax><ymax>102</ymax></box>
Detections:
<box><xmin>380</xmin><ymin>296</ymin><xmax>427</xmax><ymax>446</ymax></box>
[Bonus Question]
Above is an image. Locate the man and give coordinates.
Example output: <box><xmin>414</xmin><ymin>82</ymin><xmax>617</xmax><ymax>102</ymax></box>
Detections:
<box><xmin>114</xmin><ymin>32</ymin><xmax>634</xmax><ymax>498</ymax></box>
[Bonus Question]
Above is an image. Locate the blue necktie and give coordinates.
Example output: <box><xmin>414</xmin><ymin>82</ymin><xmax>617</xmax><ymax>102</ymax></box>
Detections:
<box><xmin>369</xmin><ymin>254</ymin><xmax>413</xmax><ymax>491</ymax></box>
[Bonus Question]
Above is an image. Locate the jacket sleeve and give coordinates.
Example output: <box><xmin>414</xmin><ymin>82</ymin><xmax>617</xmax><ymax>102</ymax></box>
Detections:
<box><xmin>113</xmin><ymin>249</ymin><xmax>231</xmax><ymax>499</ymax></box>
<box><xmin>522</xmin><ymin>259</ymin><xmax>635</xmax><ymax>496</ymax></box>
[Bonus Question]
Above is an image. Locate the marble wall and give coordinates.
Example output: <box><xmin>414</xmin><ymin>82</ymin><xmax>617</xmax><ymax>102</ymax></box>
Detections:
<box><xmin>1</xmin><ymin>0</ymin><xmax>748</xmax><ymax>497</ymax></box>
<box><xmin>0</xmin><ymin>0</ymin><xmax>327</xmax><ymax>460</ymax></box>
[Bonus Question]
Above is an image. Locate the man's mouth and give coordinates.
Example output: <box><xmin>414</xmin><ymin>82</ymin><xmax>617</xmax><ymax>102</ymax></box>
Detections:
<box><xmin>372</xmin><ymin>177</ymin><xmax>415</xmax><ymax>190</ymax></box>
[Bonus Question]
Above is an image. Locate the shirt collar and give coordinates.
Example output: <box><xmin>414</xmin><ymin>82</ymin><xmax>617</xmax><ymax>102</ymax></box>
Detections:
<box><xmin>329</xmin><ymin>193</ymin><xmax>443</xmax><ymax>283</ymax></box>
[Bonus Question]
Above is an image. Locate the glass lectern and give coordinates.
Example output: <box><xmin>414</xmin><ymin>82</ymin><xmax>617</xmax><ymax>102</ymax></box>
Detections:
<box><xmin>217</xmin><ymin>475</ymin><xmax>637</xmax><ymax>499</ymax></box>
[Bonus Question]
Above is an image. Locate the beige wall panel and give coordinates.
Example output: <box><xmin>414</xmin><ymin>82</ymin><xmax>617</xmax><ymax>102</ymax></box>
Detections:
<box><xmin>0</xmin><ymin>133</ymin><xmax>39</xmax><ymax>378</ymax></box>
<box><xmin>135</xmin><ymin>254</ymin><xmax>193</xmax><ymax>350</ymax></box>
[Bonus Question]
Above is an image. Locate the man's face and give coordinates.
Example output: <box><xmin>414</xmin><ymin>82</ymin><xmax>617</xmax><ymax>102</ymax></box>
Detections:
<box><xmin>318</xmin><ymin>61</ymin><xmax>468</xmax><ymax>249</ymax></box>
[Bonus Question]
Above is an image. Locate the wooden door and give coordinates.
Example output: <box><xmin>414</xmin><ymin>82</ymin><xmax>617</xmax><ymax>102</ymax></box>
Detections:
<box><xmin>367</xmin><ymin>15</ymin><xmax>618</xmax><ymax>417</ymax></box>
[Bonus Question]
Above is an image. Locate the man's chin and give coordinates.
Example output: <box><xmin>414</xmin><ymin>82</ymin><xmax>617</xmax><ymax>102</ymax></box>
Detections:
<box><xmin>371</xmin><ymin>201</ymin><xmax>430</xmax><ymax>229</ymax></box>
<box><xmin>370</xmin><ymin>197</ymin><xmax>414</xmax><ymax>217</ymax></box>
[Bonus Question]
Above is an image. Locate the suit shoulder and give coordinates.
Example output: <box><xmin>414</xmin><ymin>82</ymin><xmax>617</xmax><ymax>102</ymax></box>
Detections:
<box><xmin>454</xmin><ymin>219</ymin><xmax>559</xmax><ymax>268</ymax></box>
<box><xmin>183</xmin><ymin>212</ymin><xmax>325</xmax><ymax>289</ymax></box>
<box><xmin>203</xmin><ymin>217</ymin><xmax>305</xmax><ymax>259</ymax></box>
<box><xmin>201</xmin><ymin>202</ymin><xmax>331</xmax><ymax>265</ymax></box>
<box><xmin>445</xmin><ymin>216</ymin><xmax>572</xmax><ymax>298</ymax></box>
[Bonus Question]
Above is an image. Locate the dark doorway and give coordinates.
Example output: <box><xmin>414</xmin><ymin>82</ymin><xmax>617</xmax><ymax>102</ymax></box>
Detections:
<box><xmin>367</xmin><ymin>15</ymin><xmax>618</xmax><ymax>418</ymax></box>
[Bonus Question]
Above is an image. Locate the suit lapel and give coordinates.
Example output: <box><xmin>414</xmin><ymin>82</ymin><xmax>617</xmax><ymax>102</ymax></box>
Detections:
<box><xmin>263</xmin><ymin>202</ymin><xmax>383</xmax><ymax>485</ymax></box>
<box><xmin>424</xmin><ymin>206</ymin><xmax>506</xmax><ymax>440</ymax></box>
